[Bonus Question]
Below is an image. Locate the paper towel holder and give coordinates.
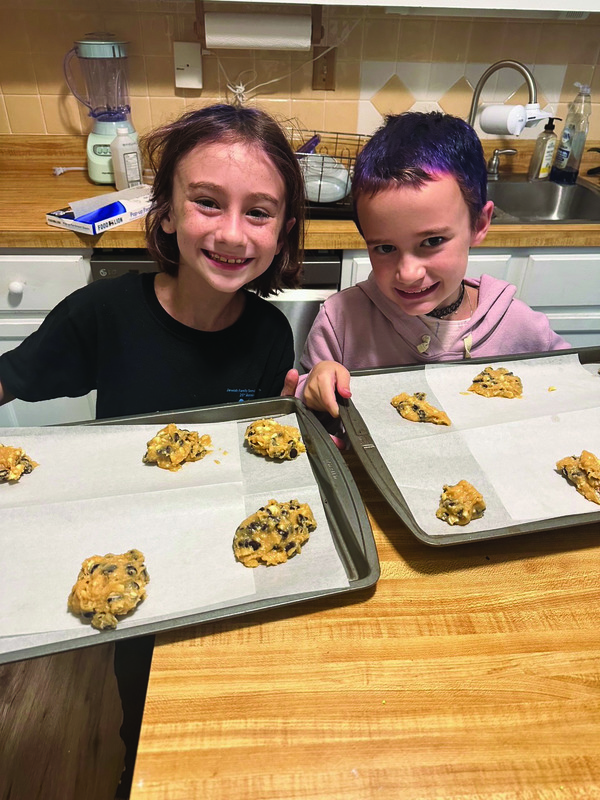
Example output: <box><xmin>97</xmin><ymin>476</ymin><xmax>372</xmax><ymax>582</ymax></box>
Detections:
<box><xmin>193</xmin><ymin>2</ymin><xmax>336</xmax><ymax>91</ymax></box>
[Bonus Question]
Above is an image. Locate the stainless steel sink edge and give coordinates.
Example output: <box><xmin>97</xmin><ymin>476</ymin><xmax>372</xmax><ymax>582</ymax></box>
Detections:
<box><xmin>488</xmin><ymin>176</ymin><xmax>600</xmax><ymax>225</ymax></box>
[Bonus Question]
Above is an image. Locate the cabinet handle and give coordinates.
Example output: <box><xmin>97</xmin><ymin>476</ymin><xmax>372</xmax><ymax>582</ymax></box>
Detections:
<box><xmin>8</xmin><ymin>281</ymin><xmax>25</xmax><ymax>296</ymax></box>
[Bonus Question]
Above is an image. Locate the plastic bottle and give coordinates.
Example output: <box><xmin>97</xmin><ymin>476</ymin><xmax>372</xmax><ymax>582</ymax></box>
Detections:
<box><xmin>528</xmin><ymin>117</ymin><xmax>559</xmax><ymax>181</ymax></box>
<box><xmin>550</xmin><ymin>83</ymin><xmax>591</xmax><ymax>185</ymax></box>
<box><xmin>110</xmin><ymin>127</ymin><xmax>143</xmax><ymax>191</ymax></box>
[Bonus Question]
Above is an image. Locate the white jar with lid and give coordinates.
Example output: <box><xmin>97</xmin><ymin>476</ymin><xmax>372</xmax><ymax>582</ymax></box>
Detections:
<box><xmin>110</xmin><ymin>127</ymin><xmax>143</xmax><ymax>191</ymax></box>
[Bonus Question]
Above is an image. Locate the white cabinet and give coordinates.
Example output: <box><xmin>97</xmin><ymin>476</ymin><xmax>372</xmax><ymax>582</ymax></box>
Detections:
<box><xmin>341</xmin><ymin>246</ymin><xmax>600</xmax><ymax>348</ymax></box>
<box><xmin>0</xmin><ymin>251</ymin><xmax>96</xmax><ymax>427</ymax></box>
<box><xmin>340</xmin><ymin>250</ymin><xmax>371</xmax><ymax>290</ymax></box>
<box><xmin>517</xmin><ymin>251</ymin><xmax>600</xmax><ymax>348</ymax></box>
<box><xmin>466</xmin><ymin>252</ymin><xmax>514</xmax><ymax>283</ymax></box>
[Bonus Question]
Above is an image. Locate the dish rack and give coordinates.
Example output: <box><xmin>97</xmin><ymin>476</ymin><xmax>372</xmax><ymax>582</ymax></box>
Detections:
<box><xmin>285</xmin><ymin>128</ymin><xmax>371</xmax><ymax>215</ymax></box>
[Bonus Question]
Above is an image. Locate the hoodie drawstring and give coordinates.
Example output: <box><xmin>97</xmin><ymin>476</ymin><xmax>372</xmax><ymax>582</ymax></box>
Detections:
<box><xmin>463</xmin><ymin>333</ymin><xmax>473</xmax><ymax>358</ymax></box>
<box><xmin>417</xmin><ymin>334</ymin><xmax>431</xmax><ymax>354</ymax></box>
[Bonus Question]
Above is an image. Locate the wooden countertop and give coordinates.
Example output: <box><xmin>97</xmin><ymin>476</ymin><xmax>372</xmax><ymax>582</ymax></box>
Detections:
<box><xmin>130</xmin><ymin>454</ymin><xmax>600</xmax><ymax>800</ymax></box>
<box><xmin>2</xmin><ymin>136</ymin><xmax>600</xmax><ymax>250</ymax></box>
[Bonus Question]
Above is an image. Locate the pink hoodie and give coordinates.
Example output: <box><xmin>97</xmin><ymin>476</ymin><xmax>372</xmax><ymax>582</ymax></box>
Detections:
<box><xmin>297</xmin><ymin>273</ymin><xmax>570</xmax><ymax>395</ymax></box>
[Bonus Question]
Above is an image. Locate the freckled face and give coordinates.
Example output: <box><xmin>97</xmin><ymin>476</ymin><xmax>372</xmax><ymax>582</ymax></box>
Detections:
<box><xmin>161</xmin><ymin>140</ymin><xmax>290</xmax><ymax>294</ymax></box>
<box><xmin>356</xmin><ymin>174</ymin><xmax>491</xmax><ymax>316</ymax></box>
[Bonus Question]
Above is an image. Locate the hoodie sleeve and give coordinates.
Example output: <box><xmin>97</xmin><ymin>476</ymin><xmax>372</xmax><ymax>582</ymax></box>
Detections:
<box><xmin>546</xmin><ymin>326</ymin><xmax>572</xmax><ymax>351</ymax></box>
<box><xmin>471</xmin><ymin>275</ymin><xmax>573</xmax><ymax>357</ymax></box>
<box><xmin>295</xmin><ymin>302</ymin><xmax>344</xmax><ymax>400</ymax></box>
<box><xmin>506</xmin><ymin>297</ymin><xmax>572</xmax><ymax>353</ymax></box>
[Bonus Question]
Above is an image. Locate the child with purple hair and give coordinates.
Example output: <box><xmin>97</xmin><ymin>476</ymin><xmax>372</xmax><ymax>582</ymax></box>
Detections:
<box><xmin>297</xmin><ymin>111</ymin><xmax>570</xmax><ymax>418</ymax></box>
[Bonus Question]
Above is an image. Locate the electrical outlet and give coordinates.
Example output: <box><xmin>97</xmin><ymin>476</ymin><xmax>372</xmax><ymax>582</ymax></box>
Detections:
<box><xmin>173</xmin><ymin>41</ymin><xmax>203</xmax><ymax>89</ymax></box>
<box><xmin>312</xmin><ymin>46</ymin><xmax>336</xmax><ymax>91</ymax></box>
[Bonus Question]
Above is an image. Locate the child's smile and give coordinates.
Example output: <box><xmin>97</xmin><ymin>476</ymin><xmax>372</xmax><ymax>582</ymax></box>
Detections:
<box><xmin>356</xmin><ymin>173</ymin><xmax>492</xmax><ymax>319</ymax></box>
<box><xmin>205</xmin><ymin>251</ymin><xmax>251</xmax><ymax>266</ymax></box>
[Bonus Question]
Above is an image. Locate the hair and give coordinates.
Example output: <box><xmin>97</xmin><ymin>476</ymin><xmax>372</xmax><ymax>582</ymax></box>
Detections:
<box><xmin>352</xmin><ymin>111</ymin><xmax>487</xmax><ymax>231</ymax></box>
<box><xmin>143</xmin><ymin>103</ymin><xmax>305</xmax><ymax>296</ymax></box>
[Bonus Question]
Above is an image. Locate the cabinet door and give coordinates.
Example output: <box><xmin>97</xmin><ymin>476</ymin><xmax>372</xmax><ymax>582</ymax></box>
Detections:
<box><xmin>0</xmin><ymin>251</ymin><xmax>95</xmax><ymax>427</ymax></box>
<box><xmin>518</xmin><ymin>253</ymin><xmax>600</xmax><ymax>346</ymax></box>
<box><xmin>0</xmin><ymin>319</ymin><xmax>96</xmax><ymax>427</ymax></box>
<box><xmin>340</xmin><ymin>250</ymin><xmax>371</xmax><ymax>289</ymax></box>
<box><xmin>466</xmin><ymin>252</ymin><xmax>513</xmax><ymax>281</ymax></box>
<box><xmin>0</xmin><ymin>254</ymin><xmax>91</xmax><ymax>312</ymax></box>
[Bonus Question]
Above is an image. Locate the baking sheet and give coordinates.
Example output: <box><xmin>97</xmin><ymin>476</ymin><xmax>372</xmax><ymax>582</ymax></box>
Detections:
<box><xmin>0</xmin><ymin>400</ymin><xmax>378</xmax><ymax>663</ymax></box>
<box><xmin>341</xmin><ymin>349</ymin><xmax>600</xmax><ymax>546</ymax></box>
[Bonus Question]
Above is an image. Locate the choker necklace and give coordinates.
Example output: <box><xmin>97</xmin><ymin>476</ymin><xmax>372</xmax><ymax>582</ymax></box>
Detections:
<box><xmin>426</xmin><ymin>281</ymin><xmax>465</xmax><ymax>319</ymax></box>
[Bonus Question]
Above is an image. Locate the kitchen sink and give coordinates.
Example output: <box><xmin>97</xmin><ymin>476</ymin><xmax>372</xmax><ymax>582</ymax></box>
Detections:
<box><xmin>488</xmin><ymin>178</ymin><xmax>600</xmax><ymax>224</ymax></box>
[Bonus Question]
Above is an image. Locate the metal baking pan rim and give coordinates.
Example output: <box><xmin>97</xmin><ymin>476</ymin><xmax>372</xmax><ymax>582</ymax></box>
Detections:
<box><xmin>0</xmin><ymin>397</ymin><xmax>379</xmax><ymax>665</ymax></box>
<box><xmin>2</xmin><ymin>579</ymin><xmax>374</xmax><ymax>667</ymax></box>
<box><xmin>339</xmin><ymin>346</ymin><xmax>600</xmax><ymax>547</ymax></box>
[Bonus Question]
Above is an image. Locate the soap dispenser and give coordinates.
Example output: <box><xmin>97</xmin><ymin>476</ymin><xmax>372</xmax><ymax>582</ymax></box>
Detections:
<box><xmin>528</xmin><ymin>117</ymin><xmax>560</xmax><ymax>181</ymax></box>
<box><xmin>550</xmin><ymin>83</ymin><xmax>592</xmax><ymax>185</ymax></box>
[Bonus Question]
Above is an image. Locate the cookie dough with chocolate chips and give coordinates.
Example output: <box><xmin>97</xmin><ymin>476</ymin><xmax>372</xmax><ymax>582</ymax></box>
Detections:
<box><xmin>0</xmin><ymin>444</ymin><xmax>38</xmax><ymax>483</ymax></box>
<box><xmin>233</xmin><ymin>499</ymin><xmax>317</xmax><ymax>567</ymax></box>
<box><xmin>68</xmin><ymin>548</ymin><xmax>150</xmax><ymax>630</ymax></box>
<box><xmin>244</xmin><ymin>418</ymin><xmax>306</xmax><ymax>460</ymax></box>
<box><xmin>390</xmin><ymin>392</ymin><xmax>451</xmax><ymax>426</ymax></box>
<box><xmin>468</xmin><ymin>366</ymin><xmax>523</xmax><ymax>399</ymax></box>
<box><xmin>436</xmin><ymin>480</ymin><xmax>486</xmax><ymax>526</ymax></box>
<box><xmin>556</xmin><ymin>449</ymin><xmax>600</xmax><ymax>506</ymax></box>
<box><xmin>143</xmin><ymin>423</ymin><xmax>212</xmax><ymax>471</ymax></box>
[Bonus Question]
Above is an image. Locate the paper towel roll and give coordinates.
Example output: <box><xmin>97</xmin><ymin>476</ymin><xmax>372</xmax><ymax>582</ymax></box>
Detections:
<box><xmin>204</xmin><ymin>12</ymin><xmax>312</xmax><ymax>51</ymax></box>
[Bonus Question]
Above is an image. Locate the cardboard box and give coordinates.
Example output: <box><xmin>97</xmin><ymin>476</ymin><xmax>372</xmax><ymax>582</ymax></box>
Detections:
<box><xmin>46</xmin><ymin>185</ymin><xmax>152</xmax><ymax>235</ymax></box>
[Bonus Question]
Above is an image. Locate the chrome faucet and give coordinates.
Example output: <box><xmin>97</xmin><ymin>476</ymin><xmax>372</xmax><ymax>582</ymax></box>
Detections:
<box><xmin>467</xmin><ymin>59</ymin><xmax>550</xmax><ymax>138</ymax></box>
<box><xmin>486</xmin><ymin>148</ymin><xmax>517</xmax><ymax>180</ymax></box>
<box><xmin>467</xmin><ymin>60</ymin><xmax>538</xmax><ymax>128</ymax></box>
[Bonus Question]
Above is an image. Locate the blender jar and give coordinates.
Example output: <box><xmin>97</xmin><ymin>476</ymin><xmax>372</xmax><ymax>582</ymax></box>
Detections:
<box><xmin>64</xmin><ymin>33</ymin><xmax>136</xmax><ymax>184</ymax></box>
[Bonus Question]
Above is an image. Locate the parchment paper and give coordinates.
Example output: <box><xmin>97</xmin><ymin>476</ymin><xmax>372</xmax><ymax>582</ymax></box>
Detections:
<box><xmin>348</xmin><ymin>354</ymin><xmax>600</xmax><ymax>536</ymax></box>
<box><xmin>0</xmin><ymin>413</ymin><xmax>349</xmax><ymax>644</ymax></box>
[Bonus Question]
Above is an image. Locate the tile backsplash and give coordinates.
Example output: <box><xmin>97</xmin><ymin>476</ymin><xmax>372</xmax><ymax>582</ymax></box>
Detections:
<box><xmin>1</xmin><ymin>1</ymin><xmax>600</xmax><ymax>140</ymax></box>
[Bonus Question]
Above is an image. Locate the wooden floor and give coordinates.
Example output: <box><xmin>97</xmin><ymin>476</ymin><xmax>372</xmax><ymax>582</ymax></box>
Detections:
<box><xmin>0</xmin><ymin>643</ymin><xmax>125</xmax><ymax>800</ymax></box>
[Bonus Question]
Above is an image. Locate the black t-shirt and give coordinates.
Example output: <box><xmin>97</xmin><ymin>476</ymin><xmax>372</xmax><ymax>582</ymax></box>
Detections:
<box><xmin>0</xmin><ymin>273</ymin><xmax>295</xmax><ymax>419</ymax></box>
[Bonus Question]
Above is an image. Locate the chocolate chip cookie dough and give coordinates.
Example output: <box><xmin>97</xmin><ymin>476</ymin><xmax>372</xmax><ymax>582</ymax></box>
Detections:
<box><xmin>244</xmin><ymin>418</ymin><xmax>306</xmax><ymax>460</ymax></box>
<box><xmin>390</xmin><ymin>392</ymin><xmax>451</xmax><ymax>426</ymax></box>
<box><xmin>143</xmin><ymin>423</ymin><xmax>212</xmax><ymax>471</ymax></box>
<box><xmin>468</xmin><ymin>366</ymin><xmax>523</xmax><ymax>399</ymax></box>
<box><xmin>0</xmin><ymin>444</ymin><xmax>38</xmax><ymax>483</ymax></box>
<box><xmin>68</xmin><ymin>548</ymin><xmax>150</xmax><ymax>630</ymax></box>
<box><xmin>556</xmin><ymin>450</ymin><xmax>600</xmax><ymax>506</ymax></box>
<box><xmin>436</xmin><ymin>480</ymin><xmax>486</xmax><ymax>526</ymax></box>
<box><xmin>233</xmin><ymin>499</ymin><xmax>317</xmax><ymax>567</ymax></box>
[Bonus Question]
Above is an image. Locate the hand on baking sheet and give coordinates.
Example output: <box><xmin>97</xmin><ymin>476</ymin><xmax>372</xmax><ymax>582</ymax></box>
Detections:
<box><xmin>303</xmin><ymin>361</ymin><xmax>352</xmax><ymax>418</ymax></box>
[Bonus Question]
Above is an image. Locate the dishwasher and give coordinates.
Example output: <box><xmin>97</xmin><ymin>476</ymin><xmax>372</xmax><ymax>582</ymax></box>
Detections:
<box><xmin>90</xmin><ymin>248</ymin><xmax>341</xmax><ymax>371</ymax></box>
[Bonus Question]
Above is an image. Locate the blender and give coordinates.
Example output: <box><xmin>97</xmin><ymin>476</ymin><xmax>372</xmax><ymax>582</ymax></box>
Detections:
<box><xmin>64</xmin><ymin>33</ymin><xmax>137</xmax><ymax>184</ymax></box>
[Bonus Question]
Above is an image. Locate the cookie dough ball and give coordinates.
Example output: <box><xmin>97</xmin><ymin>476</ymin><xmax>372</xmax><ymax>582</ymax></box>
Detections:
<box><xmin>143</xmin><ymin>423</ymin><xmax>212</xmax><ymax>471</ymax></box>
<box><xmin>556</xmin><ymin>449</ymin><xmax>600</xmax><ymax>505</ymax></box>
<box><xmin>233</xmin><ymin>499</ymin><xmax>317</xmax><ymax>567</ymax></box>
<box><xmin>436</xmin><ymin>480</ymin><xmax>486</xmax><ymax>526</ymax></box>
<box><xmin>68</xmin><ymin>548</ymin><xmax>150</xmax><ymax>630</ymax></box>
<box><xmin>468</xmin><ymin>366</ymin><xmax>523</xmax><ymax>398</ymax></box>
<box><xmin>390</xmin><ymin>392</ymin><xmax>451</xmax><ymax>425</ymax></box>
<box><xmin>244</xmin><ymin>418</ymin><xmax>306</xmax><ymax>460</ymax></box>
<box><xmin>0</xmin><ymin>444</ymin><xmax>38</xmax><ymax>483</ymax></box>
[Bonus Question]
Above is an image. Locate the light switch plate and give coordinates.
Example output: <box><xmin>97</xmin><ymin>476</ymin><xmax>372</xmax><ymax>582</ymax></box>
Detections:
<box><xmin>173</xmin><ymin>41</ymin><xmax>203</xmax><ymax>89</ymax></box>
